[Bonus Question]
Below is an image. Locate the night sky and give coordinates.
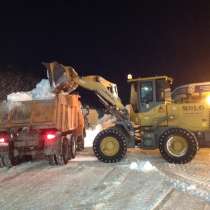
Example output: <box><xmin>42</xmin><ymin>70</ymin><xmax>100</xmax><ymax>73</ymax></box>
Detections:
<box><xmin>1</xmin><ymin>1</ymin><xmax>210</xmax><ymax>104</ymax></box>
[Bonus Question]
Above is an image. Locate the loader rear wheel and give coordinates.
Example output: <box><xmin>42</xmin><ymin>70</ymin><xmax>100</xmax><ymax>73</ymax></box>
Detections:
<box><xmin>93</xmin><ymin>128</ymin><xmax>127</xmax><ymax>163</ymax></box>
<box><xmin>159</xmin><ymin>128</ymin><xmax>198</xmax><ymax>164</ymax></box>
<box><xmin>55</xmin><ymin>137</ymin><xmax>69</xmax><ymax>165</ymax></box>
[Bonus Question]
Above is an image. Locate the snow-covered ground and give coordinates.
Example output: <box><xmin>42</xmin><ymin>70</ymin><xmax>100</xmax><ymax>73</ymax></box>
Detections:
<box><xmin>1</xmin><ymin>149</ymin><xmax>210</xmax><ymax>210</ymax></box>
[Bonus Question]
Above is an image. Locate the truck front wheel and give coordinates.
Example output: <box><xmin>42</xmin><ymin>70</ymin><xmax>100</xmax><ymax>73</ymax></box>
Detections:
<box><xmin>159</xmin><ymin>128</ymin><xmax>198</xmax><ymax>164</ymax></box>
<box><xmin>93</xmin><ymin>128</ymin><xmax>127</xmax><ymax>163</ymax></box>
<box><xmin>70</xmin><ymin>135</ymin><xmax>77</xmax><ymax>159</ymax></box>
<box><xmin>77</xmin><ymin>131</ymin><xmax>85</xmax><ymax>151</ymax></box>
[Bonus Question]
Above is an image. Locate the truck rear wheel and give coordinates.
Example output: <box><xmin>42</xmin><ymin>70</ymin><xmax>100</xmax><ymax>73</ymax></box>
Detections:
<box><xmin>0</xmin><ymin>157</ymin><xmax>4</xmax><ymax>167</ymax></box>
<box><xmin>93</xmin><ymin>128</ymin><xmax>127</xmax><ymax>163</ymax></box>
<box><xmin>48</xmin><ymin>155</ymin><xmax>57</xmax><ymax>165</ymax></box>
<box><xmin>55</xmin><ymin>137</ymin><xmax>70</xmax><ymax>165</ymax></box>
<box><xmin>2</xmin><ymin>154</ymin><xmax>12</xmax><ymax>167</ymax></box>
<box><xmin>159</xmin><ymin>128</ymin><xmax>198</xmax><ymax>164</ymax></box>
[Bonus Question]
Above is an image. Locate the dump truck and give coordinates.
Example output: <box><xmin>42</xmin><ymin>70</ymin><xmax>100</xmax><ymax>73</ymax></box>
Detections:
<box><xmin>46</xmin><ymin>62</ymin><xmax>210</xmax><ymax>164</ymax></box>
<box><xmin>0</xmin><ymin>80</ymin><xmax>85</xmax><ymax>168</ymax></box>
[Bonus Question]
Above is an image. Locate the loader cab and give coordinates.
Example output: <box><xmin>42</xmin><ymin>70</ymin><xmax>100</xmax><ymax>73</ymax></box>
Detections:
<box><xmin>128</xmin><ymin>75</ymin><xmax>173</xmax><ymax>113</ymax></box>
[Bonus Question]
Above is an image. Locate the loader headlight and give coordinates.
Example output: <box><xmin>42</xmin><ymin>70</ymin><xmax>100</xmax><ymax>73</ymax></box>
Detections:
<box><xmin>206</xmin><ymin>95</ymin><xmax>210</xmax><ymax>105</ymax></box>
<box><xmin>127</xmin><ymin>74</ymin><xmax>133</xmax><ymax>80</ymax></box>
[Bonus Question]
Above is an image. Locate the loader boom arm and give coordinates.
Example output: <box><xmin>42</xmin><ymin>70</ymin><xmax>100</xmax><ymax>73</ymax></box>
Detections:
<box><xmin>44</xmin><ymin>62</ymin><xmax>125</xmax><ymax>111</ymax></box>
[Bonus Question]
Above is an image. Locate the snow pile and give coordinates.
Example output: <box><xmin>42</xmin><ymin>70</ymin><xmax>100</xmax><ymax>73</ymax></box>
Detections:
<box><xmin>84</xmin><ymin>114</ymin><xmax>116</xmax><ymax>147</ymax></box>
<box><xmin>7</xmin><ymin>92</ymin><xmax>32</xmax><ymax>102</ymax></box>
<box><xmin>7</xmin><ymin>79</ymin><xmax>55</xmax><ymax>102</ymax></box>
<box><xmin>187</xmin><ymin>184</ymin><xmax>196</xmax><ymax>191</ymax></box>
<box><xmin>32</xmin><ymin>79</ymin><xmax>55</xmax><ymax>100</ymax></box>
<box><xmin>84</xmin><ymin>124</ymin><xmax>102</xmax><ymax>147</ymax></box>
<box><xmin>129</xmin><ymin>161</ymin><xmax>157</xmax><ymax>173</ymax></box>
<box><xmin>129</xmin><ymin>162</ymin><xmax>139</xmax><ymax>170</ymax></box>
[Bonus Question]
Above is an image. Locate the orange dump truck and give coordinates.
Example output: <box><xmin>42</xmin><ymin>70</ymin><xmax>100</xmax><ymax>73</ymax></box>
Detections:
<box><xmin>0</xmin><ymin>93</ymin><xmax>85</xmax><ymax>167</ymax></box>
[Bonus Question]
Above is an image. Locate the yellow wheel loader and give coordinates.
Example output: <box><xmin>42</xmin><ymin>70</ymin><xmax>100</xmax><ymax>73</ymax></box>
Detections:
<box><xmin>46</xmin><ymin>62</ymin><xmax>210</xmax><ymax>164</ymax></box>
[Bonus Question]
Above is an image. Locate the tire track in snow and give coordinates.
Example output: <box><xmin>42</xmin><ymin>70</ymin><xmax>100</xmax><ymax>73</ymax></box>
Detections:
<box><xmin>0</xmin><ymin>161</ymin><xmax>48</xmax><ymax>184</ymax></box>
<box><xmin>0</xmin><ymin>161</ymin><xmax>83</xmax><ymax>209</ymax></box>
<box><xmin>76</xmin><ymin>166</ymin><xmax>130</xmax><ymax>209</ymax></box>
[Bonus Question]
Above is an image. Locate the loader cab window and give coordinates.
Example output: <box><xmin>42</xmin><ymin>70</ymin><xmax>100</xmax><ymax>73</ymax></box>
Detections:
<box><xmin>140</xmin><ymin>81</ymin><xmax>153</xmax><ymax>104</ymax></box>
<box><xmin>156</xmin><ymin>79</ymin><xmax>165</xmax><ymax>102</ymax></box>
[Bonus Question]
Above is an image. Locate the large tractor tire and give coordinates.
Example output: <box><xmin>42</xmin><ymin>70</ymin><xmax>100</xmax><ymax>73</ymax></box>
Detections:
<box><xmin>159</xmin><ymin>128</ymin><xmax>198</xmax><ymax>164</ymax></box>
<box><xmin>93</xmin><ymin>127</ymin><xmax>127</xmax><ymax>163</ymax></box>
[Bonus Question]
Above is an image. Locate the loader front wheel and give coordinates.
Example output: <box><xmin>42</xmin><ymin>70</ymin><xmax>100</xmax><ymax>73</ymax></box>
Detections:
<box><xmin>93</xmin><ymin>128</ymin><xmax>127</xmax><ymax>163</ymax></box>
<box><xmin>159</xmin><ymin>128</ymin><xmax>198</xmax><ymax>164</ymax></box>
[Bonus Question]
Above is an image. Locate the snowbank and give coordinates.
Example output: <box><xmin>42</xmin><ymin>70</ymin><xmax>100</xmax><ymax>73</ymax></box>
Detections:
<box><xmin>7</xmin><ymin>79</ymin><xmax>55</xmax><ymax>102</ymax></box>
<box><xmin>129</xmin><ymin>161</ymin><xmax>157</xmax><ymax>172</ymax></box>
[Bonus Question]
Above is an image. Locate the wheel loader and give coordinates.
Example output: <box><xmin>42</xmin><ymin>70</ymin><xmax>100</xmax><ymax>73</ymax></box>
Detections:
<box><xmin>46</xmin><ymin>62</ymin><xmax>210</xmax><ymax>164</ymax></box>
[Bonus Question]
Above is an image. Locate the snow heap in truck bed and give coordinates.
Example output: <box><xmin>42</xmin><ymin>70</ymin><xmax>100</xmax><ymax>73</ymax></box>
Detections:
<box><xmin>7</xmin><ymin>79</ymin><xmax>55</xmax><ymax>102</ymax></box>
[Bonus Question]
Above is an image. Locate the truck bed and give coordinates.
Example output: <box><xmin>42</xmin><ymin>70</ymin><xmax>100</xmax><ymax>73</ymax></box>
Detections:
<box><xmin>0</xmin><ymin>94</ymin><xmax>81</xmax><ymax>132</ymax></box>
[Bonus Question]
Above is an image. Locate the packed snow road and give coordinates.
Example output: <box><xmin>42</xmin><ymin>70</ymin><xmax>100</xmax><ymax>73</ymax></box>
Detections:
<box><xmin>1</xmin><ymin>149</ymin><xmax>210</xmax><ymax>210</ymax></box>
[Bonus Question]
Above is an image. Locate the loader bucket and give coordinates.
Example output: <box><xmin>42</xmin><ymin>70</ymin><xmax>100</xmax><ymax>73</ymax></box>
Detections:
<box><xmin>43</xmin><ymin>62</ymin><xmax>79</xmax><ymax>93</ymax></box>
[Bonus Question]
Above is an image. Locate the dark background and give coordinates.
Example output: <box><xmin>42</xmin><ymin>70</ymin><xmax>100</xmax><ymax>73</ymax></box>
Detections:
<box><xmin>0</xmin><ymin>1</ymin><xmax>210</xmax><ymax>105</ymax></box>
